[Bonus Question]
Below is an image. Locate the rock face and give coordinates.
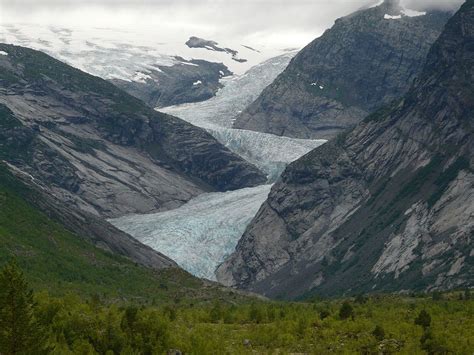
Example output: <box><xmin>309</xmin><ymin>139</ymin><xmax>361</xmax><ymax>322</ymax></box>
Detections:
<box><xmin>218</xmin><ymin>1</ymin><xmax>474</xmax><ymax>298</ymax></box>
<box><xmin>0</xmin><ymin>44</ymin><xmax>266</xmax><ymax>218</ymax></box>
<box><xmin>1</xmin><ymin>162</ymin><xmax>177</xmax><ymax>270</ymax></box>
<box><xmin>112</xmin><ymin>58</ymin><xmax>232</xmax><ymax>108</ymax></box>
<box><xmin>185</xmin><ymin>36</ymin><xmax>247</xmax><ymax>63</ymax></box>
<box><xmin>233</xmin><ymin>0</ymin><xmax>452</xmax><ymax>139</ymax></box>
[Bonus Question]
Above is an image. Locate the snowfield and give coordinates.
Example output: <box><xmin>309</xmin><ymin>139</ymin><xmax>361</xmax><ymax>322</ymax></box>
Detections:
<box><xmin>0</xmin><ymin>23</ymin><xmax>289</xmax><ymax>81</ymax></box>
<box><xmin>161</xmin><ymin>52</ymin><xmax>297</xmax><ymax>129</ymax></box>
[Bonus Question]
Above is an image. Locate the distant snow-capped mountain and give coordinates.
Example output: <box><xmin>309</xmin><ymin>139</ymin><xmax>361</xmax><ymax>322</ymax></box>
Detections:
<box><xmin>0</xmin><ymin>24</ymin><xmax>292</xmax><ymax>107</ymax></box>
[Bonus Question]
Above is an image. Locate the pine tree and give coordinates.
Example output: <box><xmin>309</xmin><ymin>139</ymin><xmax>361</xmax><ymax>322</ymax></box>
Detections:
<box><xmin>0</xmin><ymin>260</ymin><xmax>47</xmax><ymax>354</ymax></box>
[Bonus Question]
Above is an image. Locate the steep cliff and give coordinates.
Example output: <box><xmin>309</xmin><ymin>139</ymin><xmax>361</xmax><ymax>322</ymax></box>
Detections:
<box><xmin>234</xmin><ymin>0</ymin><xmax>452</xmax><ymax>139</ymax></box>
<box><xmin>218</xmin><ymin>0</ymin><xmax>474</xmax><ymax>298</ymax></box>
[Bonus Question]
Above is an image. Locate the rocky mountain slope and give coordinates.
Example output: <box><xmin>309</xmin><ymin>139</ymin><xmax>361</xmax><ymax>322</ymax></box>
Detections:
<box><xmin>0</xmin><ymin>162</ymin><xmax>176</xmax><ymax>270</ymax></box>
<box><xmin>0</xmin><ymin>44</ymin><xmax>266</xmax><ymax>218</ymax></box>
<box><xmin>234</xmin><ymin>0</ymin><xmax>452</xmax><ymax>139</ymax></box>
<box><xmin>111</xmin><ymin>58</ymin><xmax>231</xmax><ymax>108</ymax></box>
<box><xmin>218</xmin><ymin>0</ymin><xmax>474</xmax><ymax>298</ymax></box>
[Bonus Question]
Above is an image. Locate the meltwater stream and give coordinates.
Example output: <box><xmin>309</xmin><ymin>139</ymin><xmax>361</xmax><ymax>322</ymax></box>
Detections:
<box><xmin>110</xmin><ymin>55</ymin><xmax>326</xmax><ymax>280</ymax></box>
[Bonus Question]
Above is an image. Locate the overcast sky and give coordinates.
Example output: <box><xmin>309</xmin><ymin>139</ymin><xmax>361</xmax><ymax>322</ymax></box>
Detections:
<box><xmin>0</xmin><ymin>0</ymin><xmax>465</xmax><ymax>48</ymax></box>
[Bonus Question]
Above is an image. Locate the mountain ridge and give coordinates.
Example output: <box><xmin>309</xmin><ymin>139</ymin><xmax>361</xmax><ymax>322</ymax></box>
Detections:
<box><xmin>218</xmin><ymin>0</ymin><xmax>474</xmax><ymax>298</ymax></box>
<box><xmin>233</xmin><ymin>2</ymin><xmax>452</xmax><ymax>139</ymax></box>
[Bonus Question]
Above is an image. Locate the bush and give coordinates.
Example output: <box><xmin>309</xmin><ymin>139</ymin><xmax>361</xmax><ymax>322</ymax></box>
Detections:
<box><xmin>339</xmin><ymin>302</ymin><xmax>354</xmax><ymax>320</ymax></box>
<box><xmin>372</xmin><ymin>325</ymin><xmax>385</xmax><ymax>341</ymax></box>
<box><xmin>319</xmin><ymin>309</ymin><xmax>331</xmax><ymax>320</ymax></box>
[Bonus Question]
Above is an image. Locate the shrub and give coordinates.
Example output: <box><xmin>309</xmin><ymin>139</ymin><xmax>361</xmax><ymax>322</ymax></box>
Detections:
<box><xmin>372</xmin><ymin>325</ymin><xmax>385</xmax><ymax>341</ymax></box>
<box><xmin>339</xmin><ymin>302</ymin><xmax>354</xmax><ymax>320</ymax></box>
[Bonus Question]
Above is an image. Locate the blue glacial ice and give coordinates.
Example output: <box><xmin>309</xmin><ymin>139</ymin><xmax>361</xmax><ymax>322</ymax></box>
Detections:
<box><xmin>110</xmin><ymin>185</ymin><xmax>273</xmax><ymax>280</ymax></box>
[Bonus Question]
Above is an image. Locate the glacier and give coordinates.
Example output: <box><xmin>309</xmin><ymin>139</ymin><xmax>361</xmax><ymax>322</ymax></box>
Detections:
<box><xmin>111</xmin><ymin>51</ymin><xmax>326</xmax><ymax>280</ymax></box>
<box><xmin>110</xmin><ymin>185</ymin><xmax>273</xmax><ymax>280</ymax></box>
<box><xmin>161</xmin><ymin>52</ymin><xmax>297</xmax><ymax>129</ymax></box>
<box><xmin>161</xmin><ymin>53</ymin><xmax>326</xmax><ymax>181</ymax></box>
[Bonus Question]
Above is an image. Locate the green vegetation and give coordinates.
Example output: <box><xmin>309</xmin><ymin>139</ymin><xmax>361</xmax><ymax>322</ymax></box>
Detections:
<box><xmin>0</xmin><ymin>164</ymin><xmax>247</xmax><ymax>304</ymax></box>
<box><xmin>1</xmin><ymin>262</ymin><xmax>473</xmax><ymax>354</ymax></box>
<box><xmin>0</xmin><ymin>261</ymin><xmax>49</xmax><ymax>354</ymax></box>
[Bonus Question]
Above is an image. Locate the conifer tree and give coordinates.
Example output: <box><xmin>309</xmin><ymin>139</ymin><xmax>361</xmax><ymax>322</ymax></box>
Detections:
<box><xmin>0</xmin><ymin>260</ymin><xmax>47</xmax><ymax>354</ymax></box>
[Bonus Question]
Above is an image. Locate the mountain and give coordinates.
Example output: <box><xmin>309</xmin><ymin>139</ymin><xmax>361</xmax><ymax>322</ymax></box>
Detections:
<box><xmin>111</xmin><ymin>58</ymin><xmax>232</xmax><ymax>108</ymax></box>
<box><xmin>218</xmin><ymin>0</ymin><xmax>474</xmax><ymax>299</ymax></box>
<box><xmin>233</xmin><ymin>0</ymin><xmax>452</xmax><ymax>139</ymax></box>
<box><xmin>0</xmin><ymin>44</ymin><xmax>266</xmax><ymax>218</ymax></box>
<box><xmin>0</xmin><ymin>162</ymin><xmax>260</xmax><ymax>303</ymax></box>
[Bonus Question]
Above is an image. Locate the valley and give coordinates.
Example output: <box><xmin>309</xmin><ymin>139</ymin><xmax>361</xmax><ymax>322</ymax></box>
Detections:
<box><xmin>0</xmin><ymin>0</ymin><xmax>472</xmax><ymax>353</ymax></box>
<box><xmin>112</xmin><ymin>56</ymin><xmax>326</xmax><ymax>279</ymax></box>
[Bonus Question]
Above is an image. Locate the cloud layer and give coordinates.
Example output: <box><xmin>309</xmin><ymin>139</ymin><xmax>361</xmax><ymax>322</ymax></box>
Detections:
<box><xmin>0</xmin><ymin>0</ymin><xmax>465</xmax><ymax>49</ymax></box>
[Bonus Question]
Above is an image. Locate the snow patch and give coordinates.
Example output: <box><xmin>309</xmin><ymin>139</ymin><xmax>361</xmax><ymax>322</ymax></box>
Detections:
<box><xmin>193</xmin><ymin>80</ymin><xmax>202</xmax><ymax>86</ymax></box>
<box><xmin>401</xmin><ymin>8</ymin><xmax>426</xmax><ymax>17</ymax></box>
<box><xmin>384</xmin><ymin>14</ymin><xmax>402</xmax><ymax>20</ymax></box>
<box><xmin>180</xmin><ymin>61</ymin><xmax>199</xmax><ymax>67</ymax></box>
<box><xmin>132</xmin><ymin>71</ymin><xmax>152</xmax><ymax>83</ymax></box>
<box><xmin>0</xmin><ymin>50</ymin><xmax>8</xmax><ymax>56</ymax></box>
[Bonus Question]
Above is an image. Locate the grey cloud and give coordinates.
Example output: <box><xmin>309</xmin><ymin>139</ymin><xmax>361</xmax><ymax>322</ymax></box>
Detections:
<box><xmin>0</xmin><ymin>0</ymin><xmax>465</xmax><ymax>47</ymax></box>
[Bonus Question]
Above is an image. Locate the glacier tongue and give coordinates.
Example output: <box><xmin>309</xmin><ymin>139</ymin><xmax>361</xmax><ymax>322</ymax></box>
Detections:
<box><xmin>109</xmin><ymin>185</ymin><xmax>272</xmax><ymax>280</ymax></box>
<box><xmin>111</xmin><ymin>53</ymin><xmax>327</xmax><ymax>280</ymax></box>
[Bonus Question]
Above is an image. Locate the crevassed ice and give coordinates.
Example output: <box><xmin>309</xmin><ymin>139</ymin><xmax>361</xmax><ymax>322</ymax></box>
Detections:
<box><xmin>161</xmin><ymin>52</ymin><xmax>297</xmax><ymax>129</ymax></box>
<box><xmin>208</xmin><ymin>127</ymin><xmax>325</xmax><ymax>181</ymax></box>
<box><xmin>161</xmin><ymin>52</ymin><xmax>326</xmax><ymax>181</ymax></box>
<box><xmin>110</xmin><ymin>185</ymin><xmax>273</xmax><ymax>280</ymax></box>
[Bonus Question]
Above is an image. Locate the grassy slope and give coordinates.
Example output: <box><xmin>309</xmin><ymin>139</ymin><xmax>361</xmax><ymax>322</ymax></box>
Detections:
<box><xmin>0</xmin><ymin>165</ymin><xmax>247</xmax><ymax>304</ymax></box>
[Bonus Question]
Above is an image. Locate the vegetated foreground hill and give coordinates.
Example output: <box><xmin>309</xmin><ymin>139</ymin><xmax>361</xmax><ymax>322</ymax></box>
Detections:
<box><xmin>0</xmin><ymin>44</ymin><xmax>266</xmax><ymax>218</ymax></box>
<box><xmin>0</xmin><ymin>163</ymin><xmax>254</xmax><ymax>302</ymax></box>
<box><xmin>218</xmin><ymin>0</ymin><xmax>474</xmax><ymax>299</ymax></box>
<box><xmin>234</xmin><ymin>0</ymin><xmax>452</xmax><ymax>139</ymax></box>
